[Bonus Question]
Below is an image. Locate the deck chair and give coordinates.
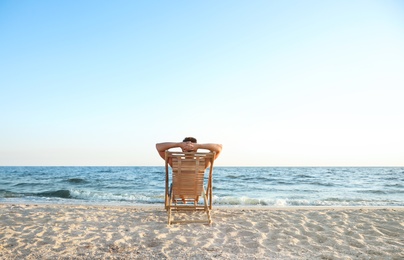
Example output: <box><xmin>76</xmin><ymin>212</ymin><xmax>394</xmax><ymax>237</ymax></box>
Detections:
<box><xmin>164</xmin><ymin>151</ymin><xmax>215</xmax><ymax>225</ymax></box>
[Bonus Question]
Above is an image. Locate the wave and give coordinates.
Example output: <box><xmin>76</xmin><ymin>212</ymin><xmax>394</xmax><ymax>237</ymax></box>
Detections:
<box><xmin>68</xmin><ymin>189</ymin><xmax>163</xmax><ymax>204</ymax></box>
<box><xmin>310</xmin><ymin>181</ymin><xmax>335</xmax><ymax>187</ymax></box>
<box><xmin>0</xmin><ymin>189</ymin><xmax>22</xmax><ymax>198</ymax></box>
<box><xmin>97</xmin><ymin>169</ymin><xmax>113</xmax><ymax>173</ymax></box>
<box><xmin>296</xmin><ymin>174</ymin><xmax>315</xmax><ymax>178</ymax></box>
<box><xmin>356</xmin><ymin>190</ymin><xmax>387</xmax><ymax>195</ymax></box>
<box><xmin>3</xmin><ymin>189</ymin><xmax>403</xmax><ymax>207</ymax></box>
<box><xmin>223</xmin><ymin>174</ymin><xmax>239</xmax><ymax>179</ymax></box>
<box><xmin>66</xmin><ymin>178</ymin><xmax>88</xmax><ymax>184</ymax></box>
<box><xmin>13</xmin><ymin>182</ymin><xmax>43</xmax><ymax>187</ymax></box>
<box><xmin>1</xmin><ymin>189</ymin><xmax>72</xmax><ymax>200</ymax></box>
<box><xmin>384</xmin><ymin>183</ymin><xmax>404</xmax><ymax>188</ymax></box>
<box><xmin>211</xmin><ymin>195</ymin><xmax>404</xmax><ymax>207</ymax></box>
<box><xmin>37</xmin><ymin>190</ymin><xmax>71</xmax><ymax>199</ymax></box>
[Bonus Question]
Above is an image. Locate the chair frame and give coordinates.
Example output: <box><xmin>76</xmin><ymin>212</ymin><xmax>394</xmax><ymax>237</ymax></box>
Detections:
<box><xmin>165</xmin><ymin>150</ymin><xmax>215</xmax><ymax>225</ymax></box>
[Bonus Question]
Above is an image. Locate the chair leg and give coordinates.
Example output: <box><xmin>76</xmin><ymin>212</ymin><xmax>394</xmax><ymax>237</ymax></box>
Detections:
<box><xmin>165</xmin><ymin>194</ymin><xmax>169</xmax><ymax>211</ymax></box>
<box><xmin>168</xmin><ymin>207</ymin><xmax>172</xmax><ymax>225</ymax></box>
<box><xmin>167</xmin><ymin>184</ymin><xmax>174</xmax><ymax>224</ymax></box>
<box><xmin>168</xmin><ymin>195</ymin><xmax>173</xmax><ymax>225</ymax></box>
<box><xmin>165</xmin><ymin>183</ymin><xmax>173</xmax><ymax>211</ymax></box>
<box><xmin>203</xmin><ymin>189</ymin><xmax>212</xmax><ymax>224</ymax></box>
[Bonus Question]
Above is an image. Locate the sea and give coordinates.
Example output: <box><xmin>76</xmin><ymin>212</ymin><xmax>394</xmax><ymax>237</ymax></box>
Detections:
<box><xmin>0</xmin><ymin>167</ymin><xmax>403</xmax><ymax>207</ymax></box>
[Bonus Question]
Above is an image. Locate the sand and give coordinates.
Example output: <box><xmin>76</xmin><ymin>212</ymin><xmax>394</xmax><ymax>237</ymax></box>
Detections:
<box><xmin>0</xmin><ymin>203</ymin><xmax>403</xmax><ymax>259</ymax></box>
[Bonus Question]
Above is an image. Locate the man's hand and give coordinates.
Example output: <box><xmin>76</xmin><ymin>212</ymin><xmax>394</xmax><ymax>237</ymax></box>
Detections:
<box><xmin>181</xmin><ymin>142</ymin><xmax>195</xmax><ymax>152</ymax></box>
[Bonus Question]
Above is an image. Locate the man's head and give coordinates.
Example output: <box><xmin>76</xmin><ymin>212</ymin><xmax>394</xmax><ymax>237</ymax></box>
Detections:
<box><xmin>183</xmin><ymin>137</ymin><xmax>197</xmax><ymax>143</ymax></box>
<box><xmin>182</xmin><ymin>137</ymin><xmax>197</xmax><ymax>152</ymax></box>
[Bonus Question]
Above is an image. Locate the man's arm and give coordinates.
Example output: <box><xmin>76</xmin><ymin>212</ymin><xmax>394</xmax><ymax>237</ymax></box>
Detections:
<box><xmin>194</xmin><ymin>143</ymin><xmax>223</xmax><ymax>160</ymax></box>
<box><xmin>155</xmin><ymin>142</ymin><xmax>184</xmax><ymax>160</ymax></box>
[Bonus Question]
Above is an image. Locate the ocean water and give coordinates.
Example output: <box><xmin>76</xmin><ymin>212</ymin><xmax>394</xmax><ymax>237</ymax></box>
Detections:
<box><xmin>0</xmin><ymin>167</ymin><xmax>403</xmax><ymax>207</ymax></box>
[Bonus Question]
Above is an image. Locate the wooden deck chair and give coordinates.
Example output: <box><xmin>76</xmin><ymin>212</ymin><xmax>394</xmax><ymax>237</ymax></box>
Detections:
<box><xmin>164</xmin><ymin>151</ymin><xmax>215</xmax><ymax>225</ymax></box>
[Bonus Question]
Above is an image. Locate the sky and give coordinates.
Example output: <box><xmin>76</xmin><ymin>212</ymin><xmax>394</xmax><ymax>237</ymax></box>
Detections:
<box><xmin>1</xmin><ymin>0</ymin><xmax>403</xmax><ymax>166</ymax></box>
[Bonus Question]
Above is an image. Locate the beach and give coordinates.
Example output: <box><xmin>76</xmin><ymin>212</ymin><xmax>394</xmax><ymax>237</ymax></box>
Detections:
<box><xmin>0</xmin><ymin>203</ymin><xmax>403</xmax><ymax>259</ymax></box>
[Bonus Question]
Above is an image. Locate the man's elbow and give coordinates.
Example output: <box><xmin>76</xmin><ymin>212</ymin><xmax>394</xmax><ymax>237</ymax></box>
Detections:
<box><xmin>217</xmin><ymin>144</ymin><xmax>223</xmax><ymax>152</ymax></box>
<box><xmin>214</xmin><ymin>144</ymin><xmax>223</xmax><ymax>155</ymax></box>
<box><xmin>156</xmin><ymin>143</ymin><xmax>163</xmax><ymax>152</ymax></box>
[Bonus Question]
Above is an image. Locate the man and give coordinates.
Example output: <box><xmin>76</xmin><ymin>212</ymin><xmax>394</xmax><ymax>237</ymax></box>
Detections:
<box><xmin>156</xmin><ymin>137</ymin><xmax>222</xmax><ymax>168</ymax></box>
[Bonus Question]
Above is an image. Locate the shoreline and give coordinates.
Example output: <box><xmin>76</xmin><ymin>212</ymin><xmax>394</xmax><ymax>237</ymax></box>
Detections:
<box><xmin>1</xmin><ymin>203</ymin><xmax>403</xmax><ymax>259</ymax></box>
<box><xmin>2</xmin><ymin>200</ymin><xmax>404</xmax><ymax>210</ymax></box>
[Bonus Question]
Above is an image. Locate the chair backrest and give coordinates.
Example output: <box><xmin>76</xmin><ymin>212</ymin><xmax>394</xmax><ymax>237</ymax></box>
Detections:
<box><xmin>165</xmin><ymin>151</ymin><xmax>215</xmax><ymax>199</ymax></box>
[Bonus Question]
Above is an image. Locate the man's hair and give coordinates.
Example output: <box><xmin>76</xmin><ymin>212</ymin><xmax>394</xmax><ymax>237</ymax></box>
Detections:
<box><xmin>183</xmin><ymin>137</ymin><xmax>197</xmax><ymax>143</ymax></box>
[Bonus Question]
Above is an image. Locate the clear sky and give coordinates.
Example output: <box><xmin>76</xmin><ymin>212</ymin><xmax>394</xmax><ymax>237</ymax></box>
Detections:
<box><xmin>1</xmin><ymin>0</ymin><xmax>403</xmax><ymax>166</ymax></box>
